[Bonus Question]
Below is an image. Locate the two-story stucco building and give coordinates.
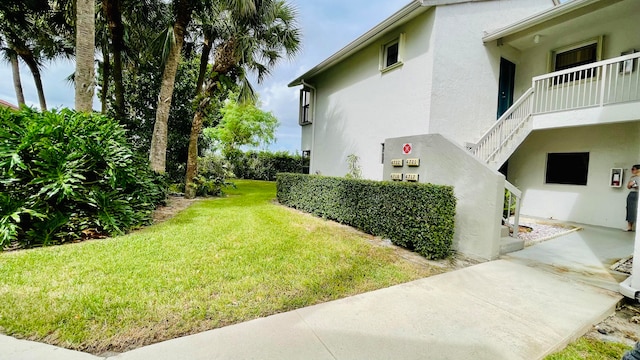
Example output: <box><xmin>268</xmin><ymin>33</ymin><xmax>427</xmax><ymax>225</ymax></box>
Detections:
<box><xmin>289</xmin><ymin>0</ymin><xmax>640</xmax><ymax>296</ymax></box>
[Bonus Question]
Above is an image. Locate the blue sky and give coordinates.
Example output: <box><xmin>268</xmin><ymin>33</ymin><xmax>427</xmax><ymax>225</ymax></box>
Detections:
<box><xmin>0</xmin><ymin>0</ymin><xmax>409</xmax><ymax>154</ymax></box>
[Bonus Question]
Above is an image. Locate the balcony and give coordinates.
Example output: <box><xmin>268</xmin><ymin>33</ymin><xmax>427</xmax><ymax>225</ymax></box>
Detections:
<box><xmin>532</xmin><ymin>51</ymin><xmax>640</xmax><ymax>130</ymax></box>
<box><xmin>471</xmin><ymin>52</ymin><xmax>640</xmax><ymax>168</ymax></box>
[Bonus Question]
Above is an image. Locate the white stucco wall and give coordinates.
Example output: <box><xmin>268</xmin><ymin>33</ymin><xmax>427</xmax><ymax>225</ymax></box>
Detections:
<box><xmin>305</xmin><ymin>9</ymin><xmax>437</xmax><ymax>179</ymax></box>
<box><xmin>507</xmin><ymin>122</ymin><xmax>640</xmax><ymax>228</ymax></box>
<box><xmin>384</xmin><ymin>134</ymin><xmax>505</xmax><ymax>261</ymax></box>
<box><xmin>303</xmin><ymin>0</ymin><xmax>554</xmax><ymax>180</ymax></box>
<box><xmin>428</xmin><ymin>0</ymin><xmax>551</xmax><ymax>145</ymax></box>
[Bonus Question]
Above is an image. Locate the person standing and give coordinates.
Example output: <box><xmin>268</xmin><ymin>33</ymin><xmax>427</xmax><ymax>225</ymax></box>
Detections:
<box><xmin>626</xmin><ymin>164</ymin><xmax>640</xmax><ymax>231</ymax></box>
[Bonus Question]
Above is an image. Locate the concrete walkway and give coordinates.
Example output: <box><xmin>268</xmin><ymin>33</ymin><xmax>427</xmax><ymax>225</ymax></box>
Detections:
<box><xmin>0</xmin><ymin>225</ymin><xmax>633</xmax><ymax>360</ymax></box>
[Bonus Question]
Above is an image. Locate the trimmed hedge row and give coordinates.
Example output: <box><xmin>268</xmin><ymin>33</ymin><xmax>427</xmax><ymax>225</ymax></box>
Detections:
<box><xmin>229</xmin><ymin>151</ymin><xmax>303</xmax><ymax>181</ymax></box>
<box><xmin>276</xmin><ymin>173</ymin><xmax>456</xmax><ymax>259</ymax></box>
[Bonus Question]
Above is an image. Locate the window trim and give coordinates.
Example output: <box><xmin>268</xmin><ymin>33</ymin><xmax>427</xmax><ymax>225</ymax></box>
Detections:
<box><xmin>298</xmin><ymin>87</ymin><xmax>313</xmax><ymax>126</ymax></box>
<box><xmin>380</xmin><ymin>33</ymin><xmax>405</xmax><ymax>72</ymax></box>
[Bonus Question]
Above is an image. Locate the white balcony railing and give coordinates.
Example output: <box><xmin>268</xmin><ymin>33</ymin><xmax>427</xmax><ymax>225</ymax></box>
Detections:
<box><xmin>472</xmin><ymin>52</ymin><xmax>640</xmax><ymax>166</ymax></box>
<box><xmin>533</xmin><ymin>52</ymin><xmax>640</xmax><ymax>114</ymax></box>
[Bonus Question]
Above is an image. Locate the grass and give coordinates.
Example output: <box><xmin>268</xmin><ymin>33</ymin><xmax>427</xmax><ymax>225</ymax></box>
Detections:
<box><xmin>0</xmin><ymin>180</ymin><xmax>438</xmax><ymax>354</ymax></box>
<box><xmin>544</xmin><ymin>338</ymin><xmax>632</xmax><ymax>359</ymax></box>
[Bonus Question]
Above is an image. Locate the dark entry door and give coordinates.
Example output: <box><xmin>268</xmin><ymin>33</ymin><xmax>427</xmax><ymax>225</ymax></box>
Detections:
<box><xmin>497</xmin><ymin>58</ymin><xmax>516</xmax><ymax>119</ymax></box>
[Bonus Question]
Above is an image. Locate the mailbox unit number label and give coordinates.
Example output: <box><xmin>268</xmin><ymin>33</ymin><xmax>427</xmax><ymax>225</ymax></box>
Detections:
<box><xmin>405</xmin><ymin>173</ymin><xmax>419</xmax><ymax>182</ymax></box>
<box><xmin>406</xmin><ymin>158</ymin><xmax>420</xmax><ymax>167</ymax></box>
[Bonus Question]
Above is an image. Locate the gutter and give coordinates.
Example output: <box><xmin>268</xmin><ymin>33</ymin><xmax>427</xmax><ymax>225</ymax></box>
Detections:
<box><xmin>288</xmin><ymin>1</ymin><xmax>429</xmax><ymax>87</ymax></box>
<box><xmin>482</xmin><ymin>0</ymin><xmax>605</xmax><ymax>43</ymax></box>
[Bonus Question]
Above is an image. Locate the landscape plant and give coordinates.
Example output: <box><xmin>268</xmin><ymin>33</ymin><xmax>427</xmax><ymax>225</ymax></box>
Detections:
<box><xmin>277</xmin><ymin>173</ymin><xmax>456</xmax><ymax>259</ymax></box>
<box><xmin>227</xmin><ymin>150</ymin><xmax>302</xmax><ymax>181</ymax></box>
<box><xmin>0</xmin><ymin>107</ymin><xmax>165</xmax><ymax>249</ymax></box>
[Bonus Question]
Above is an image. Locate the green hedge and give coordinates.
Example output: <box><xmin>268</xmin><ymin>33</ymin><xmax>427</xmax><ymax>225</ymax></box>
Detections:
<box><xmin>0</xmin><ymin>107</ymin><xmax>166</xmax><ymax>249</ymax></box>
<box><xmin>276</xmin><ymin>173</ymin><xmax>456</xmax><ymax>259</ymax></box>
<box><xmin>229</xmin><ymin>151</ymin><xmax>302</xmax><ymax>181</ymax></box>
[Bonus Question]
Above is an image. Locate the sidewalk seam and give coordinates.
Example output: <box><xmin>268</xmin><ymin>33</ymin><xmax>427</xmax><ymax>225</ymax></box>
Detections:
<box><xmin>294</xmin><ymin>310</ymin><xmax>338</xmax><ymax>360</ymax></box>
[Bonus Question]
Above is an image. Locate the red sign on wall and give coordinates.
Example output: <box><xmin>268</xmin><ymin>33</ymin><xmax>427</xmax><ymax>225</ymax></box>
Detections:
<box><xmin>402</xmin><ymin>143</ymin><xmax>412</xmax><ymax>155</ymax></box>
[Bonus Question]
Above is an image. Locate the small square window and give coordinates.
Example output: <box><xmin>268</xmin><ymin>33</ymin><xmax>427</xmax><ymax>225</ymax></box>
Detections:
<box><xmin>545</xmin><ymin>152</ymin><xmax>589</xmax><ymax>185</ymax></box>
<box><xmin>380</xmin><ymin>34</ymin><xmax>404</xmax><ymax>71</ymax></box>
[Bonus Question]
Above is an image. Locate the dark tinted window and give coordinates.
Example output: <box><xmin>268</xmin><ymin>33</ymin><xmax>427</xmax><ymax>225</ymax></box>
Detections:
<box><xmin>545</xmin><ymin>152</ymin><xmax>589</xmax><ymax>185</ymax></box>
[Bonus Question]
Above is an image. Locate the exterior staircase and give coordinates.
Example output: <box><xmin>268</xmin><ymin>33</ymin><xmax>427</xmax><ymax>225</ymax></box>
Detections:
<box><xmin>467</xmin><ymin>51</ymin><xmax>640</xmax><ymax>242</ymax></box>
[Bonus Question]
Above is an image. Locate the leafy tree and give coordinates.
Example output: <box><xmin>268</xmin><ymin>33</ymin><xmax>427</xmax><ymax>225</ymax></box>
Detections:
<box><xmin>149</xmin><ymin>0</ymin><xmax>196</xmax><ymax>173</ymax></box>
<box><xmin>0</xmin><ymin>1</ymin><xmax>69</xmax><ymax>110</ymax></box>
<box><xmin>184</xmin><ymin>0</ymin><xmax>301</xmax><ymax>198</ymax></box>
<box><xmin>204</xmin><ymin>97</ymin><xmax>278</xmax><ymax>156</ymax></box>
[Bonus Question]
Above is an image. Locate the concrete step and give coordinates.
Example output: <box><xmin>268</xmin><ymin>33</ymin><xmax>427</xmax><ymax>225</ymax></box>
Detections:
<box><xmin>500</xmin><ymin>225</ymin><xmax>510</xmax><ymax>238</ymax></box>
<box><xmin>500</xmin><ymin>236</ymin><xmax>524</xmax><ymax>255</ymax></box>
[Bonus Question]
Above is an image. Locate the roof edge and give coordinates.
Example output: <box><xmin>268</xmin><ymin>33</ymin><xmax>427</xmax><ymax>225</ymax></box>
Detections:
<box><xmin>482</xmin><ymin>0</ymin><xmax>603</xmax><ymax>43</ymax></box>
<box><xmin>289</xmin><ymin>1</ymin><xmax>428</xmax><ymax>87</ymax></box>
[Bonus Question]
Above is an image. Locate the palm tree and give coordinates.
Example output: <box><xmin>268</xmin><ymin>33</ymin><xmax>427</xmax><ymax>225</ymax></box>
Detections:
<box><xmin>75</xmin><ymin>0</ymin><xmax>95</xmax><ymax>112</ymax></box>
<box><xmin>184</xmin><ymin>0</ymin><xmax>301</xmax><ymax>198</ymax></box>
<box><xmin>0</xmin><ymin>34</ymin><xmax>25</xmax><ymax>106</ymax></box>
<box><xmin>148</xmin><ymin>0</ymin><xmax>195</xmax><ymax>173</ymax></box>
<box><xmin>0</xmin><ymin>12</ymin><xmax>48</xmax><ymax>110</ymax></box>
<box><xmin>9</xmin><ymin>50</ymin><xmax>25</xmax><ymax>106</ymax></box>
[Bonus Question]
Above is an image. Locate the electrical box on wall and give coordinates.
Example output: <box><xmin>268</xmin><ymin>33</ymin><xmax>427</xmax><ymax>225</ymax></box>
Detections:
<box><xmin>610</xmin><ymin>168</ymin><xmax>623</xmax><ymax>187</ymax></box>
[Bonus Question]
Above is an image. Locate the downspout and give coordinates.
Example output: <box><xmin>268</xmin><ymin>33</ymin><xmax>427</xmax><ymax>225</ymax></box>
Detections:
<box><xmin>300</xmin><ymin>79</ymin><xmax>317</xmax><ymax>174</ymax></box>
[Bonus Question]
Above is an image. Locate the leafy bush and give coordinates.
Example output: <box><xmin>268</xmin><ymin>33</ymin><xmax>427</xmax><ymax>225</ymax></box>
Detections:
<box><xmin>0</xmin><ymin>107</ymin><xmax>166</xmax><ymax>249</ymax></box>
<box><xmin>276</xmin><ymin>173</ymin><xmax>456</xmax><ymax>259</ymax></box>
<box><xmin>228</xmin><ymin>150</ymin><xmax>302</xmax><ymax>181</ymax></box>
<box><xmin>187</xmin><ymin>154</ymin><xmax>235</xmax><ymax>197</ymax></box>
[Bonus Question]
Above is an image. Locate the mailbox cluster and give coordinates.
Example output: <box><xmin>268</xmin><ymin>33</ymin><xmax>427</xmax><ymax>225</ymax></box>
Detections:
<box><xmin>390</xmin><ymin>158</ymin><xmax>420</xmax><ymax>182</ymax></box>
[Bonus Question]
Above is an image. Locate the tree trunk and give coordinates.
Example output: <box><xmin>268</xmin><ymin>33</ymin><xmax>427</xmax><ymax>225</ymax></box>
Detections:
<box><xmin>19</xmin><ymin>52</ymin><xmax>47</xmax><ymax>111</ymax></box>
<box><xmin>149</xmin><ymin>0</ymin><xmax>192</xmax><ymax>173</ymax></box>
<box><xmin>75</xmin><ymin>0</ymin><xmax>96</xmax><ymax>112</ymax></box>
<box><xmin>100</xmin><ymin>43</ymin><xmax>111</xmax><ymax>114</ymax></box>
<box><xmin>184</xmin><ymin>41</ymin><xmax>238</xmax><ymax>197</ymax></box>
<box><xmin>9</xmin><ymin>52</ymin><xmax>25</xmax><ymax>106</ymax></box>
<box><xmin>105</xmin><ymin>0</ymin><xmax>125</xmax><ymax>120</ymax></box>
<box><xmin>149</xmin><ymin>27</ymin><xmax>185</xmax><ymax>173</ymax></box>
<box><xmin>184</xmin><ymin>78</ymin><xmax>217</xmax><ymax>199</ymax></box>
<box><xmin>195</xmin><ymin>33</ymin><xmax>212</xmax><ymax>93</ymax></box>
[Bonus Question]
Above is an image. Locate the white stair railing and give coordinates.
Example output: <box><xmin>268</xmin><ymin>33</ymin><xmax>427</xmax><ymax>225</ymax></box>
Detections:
<box><xmin>470</xmin><ymin>88</ymin><xmax>534</xmax><ymax>167</ymax></box>
<box><xmin>503</xmin><ymin>180</ymin><xmax>522</xmax><ymax>239</ymax></box>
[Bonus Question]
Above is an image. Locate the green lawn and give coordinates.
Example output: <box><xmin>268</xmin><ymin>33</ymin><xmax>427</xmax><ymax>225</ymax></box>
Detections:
<box><xmin>544</xmin><ymin>338</ymin><xmax>632</xmax><ymax>360</ymax></box>
<box><xmin>0</xmin><ymin>180</ymin><xmax>437</xmax><ymax>354</ymax></box>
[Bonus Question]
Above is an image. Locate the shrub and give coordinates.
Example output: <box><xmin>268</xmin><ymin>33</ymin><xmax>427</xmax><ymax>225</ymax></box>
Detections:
<box><xmin>188</xmin><ymin>154</ymin><xmax>235</xmax><ymax>197</ymax></box>
<box><xmin>276</xmin><ymin>173</ymin><xmax>456</xmax><ymax>259</ymax></box>
<box><xmin>0</xmin><ymin>107</ymin><xmax>166</xmax><ymax>249</ymax></box>
<box><xmin>228</xmin><ymin>151</ymin><xmax>302</xmax><ymax>181</ymax></box>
